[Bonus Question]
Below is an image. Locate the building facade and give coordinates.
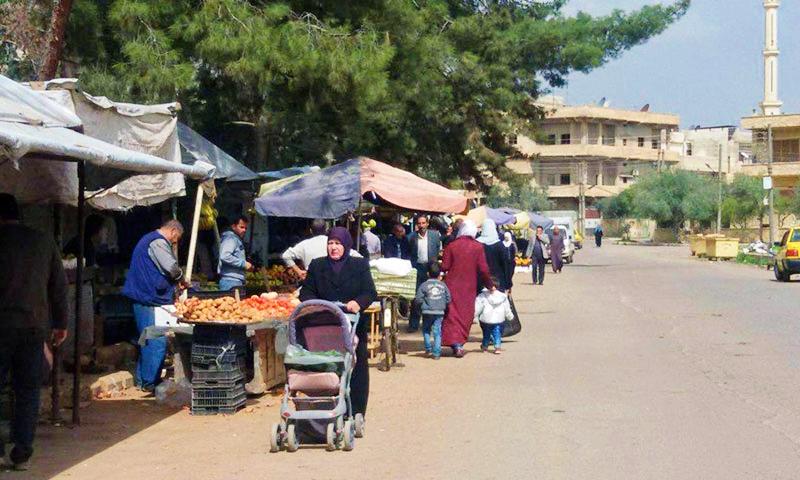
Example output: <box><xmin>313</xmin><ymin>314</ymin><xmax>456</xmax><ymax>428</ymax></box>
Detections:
<box><xmin>507</xmin><ymin>97</ymin><xmax>680</xmax><ymax>230</ymax></box>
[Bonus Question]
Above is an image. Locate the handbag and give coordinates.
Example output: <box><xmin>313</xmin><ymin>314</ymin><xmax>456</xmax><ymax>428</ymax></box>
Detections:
<box><xmin>501</xmin><ymin>295</ymin><xmax>522</xmax><ymax>338</ymax></box>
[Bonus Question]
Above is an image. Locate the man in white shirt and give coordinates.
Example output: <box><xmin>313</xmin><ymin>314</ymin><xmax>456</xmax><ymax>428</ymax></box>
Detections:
<box><xmin>282</xmin><ymin>219</ymin><xmax>361</xmax><ymax>280</ymax></box>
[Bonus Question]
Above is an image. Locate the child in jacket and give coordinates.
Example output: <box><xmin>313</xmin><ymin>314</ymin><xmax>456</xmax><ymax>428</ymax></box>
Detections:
<box><xmin>474</xmin><ymin>285</ymin><xmax>513</xmax><ymax>354</ymax></box>
<box><xmin>414</xmin><ymin>263</ymin><xmax>451</xmax><ymax>359</ymax></box>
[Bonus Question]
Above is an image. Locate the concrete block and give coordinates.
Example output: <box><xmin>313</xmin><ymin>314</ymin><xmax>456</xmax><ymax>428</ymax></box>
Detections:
<box><xmin>89</xmin><ymin>371</ymin><xmax>134</xmax><ymax>398</ymax></box>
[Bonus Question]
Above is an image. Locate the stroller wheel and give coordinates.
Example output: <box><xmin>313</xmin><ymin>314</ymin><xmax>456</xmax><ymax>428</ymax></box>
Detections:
<box><xmin>326</xmin><ymin>423</ymin><xmax>338</xmax><ymax>451</ymax></box>
<box><xmin>269</xmin><ymin>423</ymin><xmax>282</xmax><ymax>453</ymax></box>
<box><xmin>286</xmin><ymin>424</ymin><xmax>299</xmax><ymax>453</ymax></box>
<box><xmin>354</xmin><ymin>413</ymin><xmax>365</xmax><ymax>438</ymax></box>
<box><xmin>343</xmin><ymin>419</ymin><xmax>355</xmax><ymax>451</ymax></box>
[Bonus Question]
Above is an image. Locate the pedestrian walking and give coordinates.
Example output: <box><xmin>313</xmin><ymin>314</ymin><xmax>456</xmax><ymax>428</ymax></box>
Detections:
<box><xmin>477</xmin><ymin>219</ymin><xmax>511</xmax><ymax>293</ymax></box>
<box><xmin>475</xmin><ymin>283</ymin><xmax>514</xmax><ymax>354</ymax></box>
<box><xmin>0</xmin><ymin>194</ymin><xmax>68</xmax><ymax>471</ymax></box>
<box><xmin>549</xmin><ymin>226</ymin><xmax>565</xmax><ymax>273</ymax></box>
<box><xmin>122</xmin><ymin>219</ymin><xmax>186</xmax><ymax>391</ymax></box>
<box><xmin>501</xmin><ymin>231</ymin><xmax>517</xmax><ymax>291</ymax></box>
<box><xmin>594</xmin><ymin>224</ymin><xmax>604</xmax><ymax>247</ymax></box>
<box><xmin>525</xmin><ymin>225</ymin><xmax>549</xmax><ymax>285</ymax></box>
<box><xmin>408</xmin><ymin>215</ymin><xmax>442</xmax><ymax>332</ymax></box>
<box><xmin>413</xmin><ymin>263</ymin><xmax>451</xmax><ymax>359</ymax></box>
<box><xmin>441</xmin><ymin>220</ymin><xmax>494</xmax><ymax>358</ymax></box>
<box><xmin>299</xmin><ymin>227</ymin><xmax>377</xmax><ymax>418</ymax></box>
<box><xmin>218</xmin><ymin>216</ymin><xmax>253</xmax><ymax>291</ymax></box>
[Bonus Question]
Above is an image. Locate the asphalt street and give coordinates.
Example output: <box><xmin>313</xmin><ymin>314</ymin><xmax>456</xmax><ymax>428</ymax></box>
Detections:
<box><xmin>29</xmin><ymin>243</ymin><xmax>800</xmax><ymax>480</ymax></box>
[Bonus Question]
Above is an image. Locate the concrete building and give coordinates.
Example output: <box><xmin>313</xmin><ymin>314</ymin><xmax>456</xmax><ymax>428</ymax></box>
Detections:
<box><xmin>670</xmin><ymin>126</ymin><xmax>752</xmax><ymax>178</ymax></box>
<box><xmin>508</xmin><ymin>96</ymin><xmax>679</xmax><ymax>231</ymax></box>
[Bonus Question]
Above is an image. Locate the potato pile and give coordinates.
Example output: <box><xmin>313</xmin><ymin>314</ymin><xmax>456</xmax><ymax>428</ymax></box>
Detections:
<box><xmin>175</xmin><ymin>293</ymin><xmax>301</xmax><ymax>324</ymax></box>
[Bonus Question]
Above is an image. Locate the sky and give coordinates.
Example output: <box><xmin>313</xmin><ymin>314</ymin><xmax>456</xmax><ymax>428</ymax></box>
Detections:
<box><xmin>552</xmin><ymin>0</ymin><xmax>800</xmax><ymax>128</ymax></box>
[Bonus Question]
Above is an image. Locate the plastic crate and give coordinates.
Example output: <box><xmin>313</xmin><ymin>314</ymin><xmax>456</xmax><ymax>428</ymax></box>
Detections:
<box><xmin>193</xmin><ymin>383</ymin><xmax>245</xmax><ymax>400</ymax></box>
<box><xmin>190</xmin><ymin>402</ymin><xmax>245</xmax><ymax>416</ymax></box>
<box><xmin>190</xmin><ymin>349</ymin><xmax>246</xmax><ymax>366</ymax></box>
<box><xmin>192</xmin><ymin>324</ymin><xmax>247</xmax><ymax>344</ymax></box>
<box><xmin>191</xmin><ymin>366</ymin><xmax>245</xmax><ymax>386</ymax></box>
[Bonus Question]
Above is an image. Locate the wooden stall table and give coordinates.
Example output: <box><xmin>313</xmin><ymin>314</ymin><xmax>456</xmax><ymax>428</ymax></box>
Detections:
<box><xmin>364</xmin><ymin>302</ymin><xmax>383</xmax><ymax>360</ymax></box>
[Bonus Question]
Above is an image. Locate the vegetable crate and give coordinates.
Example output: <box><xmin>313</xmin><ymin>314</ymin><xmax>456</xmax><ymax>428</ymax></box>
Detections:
<box><xmin>190</xmin><ymin>324</ymin><xmax>249</xmax><ymax>415</ymax></box>
<box><xmin>370</xmin><ymin>268</ymin><xmax>418</xmax><ymax>300</ymax></box>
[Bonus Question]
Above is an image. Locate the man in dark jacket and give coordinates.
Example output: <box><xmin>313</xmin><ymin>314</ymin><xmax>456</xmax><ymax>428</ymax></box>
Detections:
<box><xmin>407</xmin><ymin>215</ymin><xmax>442</xmax><ymax>332</ymax></box>
<box><xmin>525</xmin><ymin>225</ymin><xmax>549</xmax><ymax>285</ymax></box>
<box><xmin>383</xmin><ymin>223</ymin><xmax>410</xmax><ymax>260</ymax></box>
<box><xmin>122</xmin><ymin>219</ymin><xmax>185</xmax><ymax>391</ymax></box>
<box><xmin>0</xmin><ymin>194</ymin><xmax>68</xmax><ymax>470</ymax></box>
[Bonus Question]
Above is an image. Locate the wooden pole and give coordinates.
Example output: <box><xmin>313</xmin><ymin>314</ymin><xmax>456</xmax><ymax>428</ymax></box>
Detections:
<box><xmin>51</xmin><ymin>205</ymin><xmax>62</xmax><ymax>423</ymax></box>
<box><xmin>72</xmin><ymin>160</ymin><xmax>85</xmax><ymax>425</ymax></box>
<box><xmin>184</xmin><ymin>183</ymin><xmax>205</xmax><ymax>286</ymax></box>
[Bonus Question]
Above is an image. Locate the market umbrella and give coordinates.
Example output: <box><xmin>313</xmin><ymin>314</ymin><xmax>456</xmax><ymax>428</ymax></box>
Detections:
<box><xmin>528</xmin><ymin>212</ymin><xmax>554</xmax><ymax>230</ymax></box>
<box><xmin>254</xmin><ymin>157</ymin><xmax>467</xmax><ymax>218</ymax></box>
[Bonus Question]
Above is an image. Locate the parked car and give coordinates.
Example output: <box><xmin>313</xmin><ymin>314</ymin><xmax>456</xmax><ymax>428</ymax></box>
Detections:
<box><xmin>544</xmin><ymin>224</ymin><xmax>575</xmax><ymax>264</ymax></box>
<box><xmin>773</xmin><ymin>227</ymin><xmax>800</xmax><ymax>282</ymax></box>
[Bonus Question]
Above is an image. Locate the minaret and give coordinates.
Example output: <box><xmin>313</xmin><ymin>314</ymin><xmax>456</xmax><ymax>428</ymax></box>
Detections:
<box><xmin>761</xmin><ymin>0</ymin><xmax>782</xmax><ymax>116</ymax></box>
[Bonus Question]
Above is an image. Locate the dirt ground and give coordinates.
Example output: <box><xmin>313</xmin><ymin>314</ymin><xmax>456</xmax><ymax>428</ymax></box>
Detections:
<box><xmin>14</xmin><ymin>244</ymin><xmax>800</xmax><ymax>479</ymax></box>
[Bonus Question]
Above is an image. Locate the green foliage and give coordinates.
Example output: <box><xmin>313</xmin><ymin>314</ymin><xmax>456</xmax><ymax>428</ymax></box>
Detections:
<box><xmin>721</xmin><ymin>174</ymin><xmax>764</xmax><ymax>229</ymax></box>
<box><xmin>485</xmin><ymin>175</ymin><xmax>551</xmax><ymax>212</ymax></box>
<box><xmin>61</xmin><ymin>0</ymin><xmax>689</xmax><ymax>180</ymax></box>
<box><xmin>603</xmin><ymin>170</ymin><xmax>716</xmax><ymax>229</ymax></box>
<box><xmin>598</xmin><ymin>188</ymin><xmax>634</xmax><ymax>219</ymax></box>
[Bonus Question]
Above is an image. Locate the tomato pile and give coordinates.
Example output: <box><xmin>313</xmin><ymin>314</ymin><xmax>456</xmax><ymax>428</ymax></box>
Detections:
<box><xmin>241</xmin><ymin>293</ymin><xmax>299</xmax><ymax>319</ymax></box>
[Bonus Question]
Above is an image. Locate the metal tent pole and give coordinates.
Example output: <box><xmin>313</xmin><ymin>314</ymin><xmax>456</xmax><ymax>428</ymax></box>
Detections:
<box><xmin>72</xmin><ymin>160</ymin><xmax>85</xmax><ymax>425</ymax></box>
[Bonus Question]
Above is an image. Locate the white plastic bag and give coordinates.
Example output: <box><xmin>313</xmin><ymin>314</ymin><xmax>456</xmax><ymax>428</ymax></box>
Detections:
<box><xmin>155</xmin><ymin>378</ymin><xmax>192</xmax><ymax>408</ymax></box>
<box><xmin>369</xmin><ymin>258</ymin><xmax>413</xmax><ymax>277</ymax></box>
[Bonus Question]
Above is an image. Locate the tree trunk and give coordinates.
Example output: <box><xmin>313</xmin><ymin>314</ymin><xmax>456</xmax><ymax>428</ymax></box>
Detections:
<box><xmin>39</xmin><ymin>0</ymin><xmax>74</xmax><ymax>81</ymax></box>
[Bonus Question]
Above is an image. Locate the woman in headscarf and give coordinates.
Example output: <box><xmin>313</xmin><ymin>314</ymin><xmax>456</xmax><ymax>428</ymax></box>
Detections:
<box><xmin>477</xmin><ymin>219</ymin><xmax>511</xmax><ymax>293</ymax></box>
<box><xmin>300</xmin><ymin>227</ymin><xmax>377</xmax><ymax>417</ymax></box>
<box><xmin>441</xmin><ymin>220</ymin><xmax>494</xmax><ymax>358</ymax></box>
<box><xmin>549</xmin><ymin>225</ymin><xmax>565</xmax><ymax>273</ymax></box>
<box><xmin>502</xmin><ymin>231</ymin><xmax>517</xmax><ymax>291</ymax></box>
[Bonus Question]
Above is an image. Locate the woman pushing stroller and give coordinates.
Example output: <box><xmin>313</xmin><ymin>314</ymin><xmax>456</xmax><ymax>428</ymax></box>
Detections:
<box><xmin>299</xmin><ymin>227</ymin><xmax>377</xmax><ymax>420</ymax></box>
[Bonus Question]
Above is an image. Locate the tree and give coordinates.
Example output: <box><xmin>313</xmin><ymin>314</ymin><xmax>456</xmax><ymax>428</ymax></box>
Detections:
<box><xmin>39</xmin><ymin>0</ymin><xmax>75</xmax><ymax>80</ymax></box>
<box><xmin>607</xmin><ymin>170</ymin><xmax>715</xmax><ymax>232</ymax></box>
<box><xmin>776</xmin><ymin>187</ymin><xmax>800</xmax><ymax>228</ymax></box>
<box><xmin>59</xmin><ymin>0</ymin><xmax>689</xmax><ymax>182</ymax></box>
<box><xmin>598</xmin><ymin>188</ymin><xmax>634</xmax><ymax>219</ymax></box>
<box><xmin>721</xmin><ymin>174</ymin><xmax>765</xmax><ymax>229</ymax></box>
<box><xmin>485</xmin><ymin>175</ymin><xmax>551</xmax><ymax>212</ymax></box>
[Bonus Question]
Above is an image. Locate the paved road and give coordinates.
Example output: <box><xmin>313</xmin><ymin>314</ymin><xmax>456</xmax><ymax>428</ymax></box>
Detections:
<box><xmin>32</xmin><ymin>244</ymin><xmax>800</xmax><ymax>479</ymax></box>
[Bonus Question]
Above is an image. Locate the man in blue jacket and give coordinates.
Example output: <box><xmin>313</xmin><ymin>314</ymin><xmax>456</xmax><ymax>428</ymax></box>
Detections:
<box><xmin>122</xmin><ymin>220</ymin><xmax>185</xmax><ymax>391</ymax></box>
<box><xmin>218</xmin><ymin>216</ymin><xmax>253</xmax><ymax>291</ymax></box>
<box><xmin>407</xmin><ymin>215</ymin><xmax>442</xmax><ymax>332</ymax></box>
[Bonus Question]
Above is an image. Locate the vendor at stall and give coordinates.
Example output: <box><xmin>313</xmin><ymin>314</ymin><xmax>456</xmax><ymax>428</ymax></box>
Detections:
<box><xmin>383</xmin><ymin>223</ymin><xmax>411</xmax><ymax>259</ymax></box>
<box><xmin>122</xmin><ymin>219</ymin><xmax>186</xmax><ymax>391</ymax></box>
<box><xmin>218</xmin><ymin>215</ymin><xmax>253</xmax><ymax>291</ymax></box>
<box><xmin>299</xmin><ymin>227</ymin><xmax>377</xmax><ymax>419</ymax></box>
<box><xmin>282</xmin><ymin>219</ymin><xmax>361</xmax><ymax>280</ymax></box>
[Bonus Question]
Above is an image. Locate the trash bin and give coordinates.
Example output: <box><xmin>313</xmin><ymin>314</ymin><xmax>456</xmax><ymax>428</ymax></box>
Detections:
<box><xmin>706</xmin><ymin>236</ymin><xmax>738</xmax><ymax>259</ymax></box>
<box><xmin>689</xmin><ymin>234</ymin><xmax>705</xmax><ymax>256</ymax></box>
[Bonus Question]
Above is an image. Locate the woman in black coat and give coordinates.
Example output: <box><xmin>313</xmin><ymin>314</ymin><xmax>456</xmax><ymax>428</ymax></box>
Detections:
<box><xmin>299</xmin><ymin>227</ymin><xmax>377</xmax><ymax>417</ymax></box>
<box><xmin>477</xmin><ymin>219</ymin><xmax>511</xmax><ymax>292</ymax></box>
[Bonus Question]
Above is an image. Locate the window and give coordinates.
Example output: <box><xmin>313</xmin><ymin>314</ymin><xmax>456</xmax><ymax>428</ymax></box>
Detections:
<box><xmin>792</xmin><ymin>229</ymin><xmax>800</xmax><ymax>242</ymax></box>
<box><xmin>622</xmin><ymin>138</ymin><xmax>628</xmax><ymax>146</ymax></box>
<box><xmin>508</xmin><ymin>133</ymin><xmax>518</xmax><ymax>145</ymax></box>
<box><xmin>637</xmin><ymin>137</ymin><xmax>645</xmax><ymax>147</ymax></box>
<box><xmin>651</xmin><ymin>138</ymin><xmax>659</xmax><ymax>150</ymax></box>
<box><xmin>547</xmin><ymin>134</ymin><xmax>556</xmax><ymax>145</ymax></box>
<box><xmin>547</xmin><ymin>174</ymin><xmax>557</xmax><ymax>186</ymax></box>
<box><xmin>602</xmin><ymin>124</ymin><xmax>616</xmax><ymax>146</ymax></box>
<box><xmin>560</xmin><ymin>173</ymin><xmax>571</xmax><ymax>185</ymax></box>
<box><xmin>686</xmin><ymin>142</ymin><xmax>693</xmax><ymax>156</ymax></box>
<box><xmin>560</xmin><ymin>133</ymin><xmax>571</xmax><ymax>145</ymax></box>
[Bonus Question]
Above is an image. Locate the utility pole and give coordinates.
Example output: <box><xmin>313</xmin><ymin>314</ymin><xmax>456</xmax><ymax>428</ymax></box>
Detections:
<box><xmin>716</xmin><ymin>144</ymin><xmax>723</xmax><ymax>234</ymax></box>
<box><xmin>578</xmin><ymin>161</ymin><xmax>587</xmax><ymax>235</ymax></box>
<box><xmin>767</xmin><ymin>125</ymin><xmax>777</xmax><ymax>244</ymax></box>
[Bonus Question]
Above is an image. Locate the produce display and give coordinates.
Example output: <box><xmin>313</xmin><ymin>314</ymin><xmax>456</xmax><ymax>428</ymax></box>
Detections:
<box><xmin>175</xmin><ymin>292</ymin><xmax>300</xmax><ymax>324</ymax></box>
<box><xmin>515</xmin><ymin>256</ymin><xmax>532</xmax><ymax>266</ymax></box>
<box><xmin>246</xmin><ymin>265</ymin><xmax>300</xmax><ymax>292</ymax></box>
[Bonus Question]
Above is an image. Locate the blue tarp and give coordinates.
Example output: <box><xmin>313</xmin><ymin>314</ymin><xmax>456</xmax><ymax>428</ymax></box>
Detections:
<box><xmin>486</xmin><ymin>207</ymin><xmax>517</xmax><ymax>226</ymax></box>
<box><xmin>258</xmin><ymin>166</ymin><xmax>320</xmax><ymax>180</ymax></box>
<box><xmin>528</xmin><ymin>212</ymin><xmax>554</xmax><ymax>230</ymax></box>
<box><xmin>255</xmin><ymin>159</ymin><xmax>362</xmax><ymax>219</ymax></box>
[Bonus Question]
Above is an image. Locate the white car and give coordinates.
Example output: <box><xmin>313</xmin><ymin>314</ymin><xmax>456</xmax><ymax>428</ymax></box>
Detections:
<box><xmin>544</xmin><ymin>224</ymin><xmax>576</xmax><ymax>264</ymax></box>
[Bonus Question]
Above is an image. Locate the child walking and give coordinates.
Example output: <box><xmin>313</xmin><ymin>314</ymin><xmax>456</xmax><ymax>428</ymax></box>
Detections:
<box><xmin>474</xmin><ymin>283</ymin><xmax>513</xmax><ymax>354</ymax></box>
<box><xmin>414</xmin><ymin>263</ymin><xmax>451</xmax><ymax>359</ymax></box>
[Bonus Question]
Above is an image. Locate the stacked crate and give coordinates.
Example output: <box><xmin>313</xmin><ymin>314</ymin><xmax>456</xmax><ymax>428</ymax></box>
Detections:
<box><xmin>190</xmin><ymin>324</ymin><xmax>248</xmax><ymax>415</ymax></box>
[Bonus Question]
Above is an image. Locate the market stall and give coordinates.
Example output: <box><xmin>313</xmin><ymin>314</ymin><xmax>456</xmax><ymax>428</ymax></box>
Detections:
<box><xmin>254</xmin><ymin>156</ymin><xmax>468</xmax><ymax>370</ymax></box>
<box><xmin>0</xmin><ymin>74</ymin><xmax>215</xmax><ymax>424</ymax></box>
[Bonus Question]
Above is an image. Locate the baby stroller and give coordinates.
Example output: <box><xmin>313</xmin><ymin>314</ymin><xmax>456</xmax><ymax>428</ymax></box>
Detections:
<box><xmin>270</xmin><ymin>300</ymin><xmax>365</xmax><ymax>452</ymax></box>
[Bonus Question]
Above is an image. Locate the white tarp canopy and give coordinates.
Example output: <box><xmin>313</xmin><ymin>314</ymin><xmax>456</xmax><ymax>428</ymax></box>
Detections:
<box><xmin>0</xmin><ymin>75</ymin><xmax>214</xmax><ymax>205</ymax></box>
<box><xmin>178</xmin><ymin>122</ymin><xmax>258</xmax><ymax>182</ymax></box>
